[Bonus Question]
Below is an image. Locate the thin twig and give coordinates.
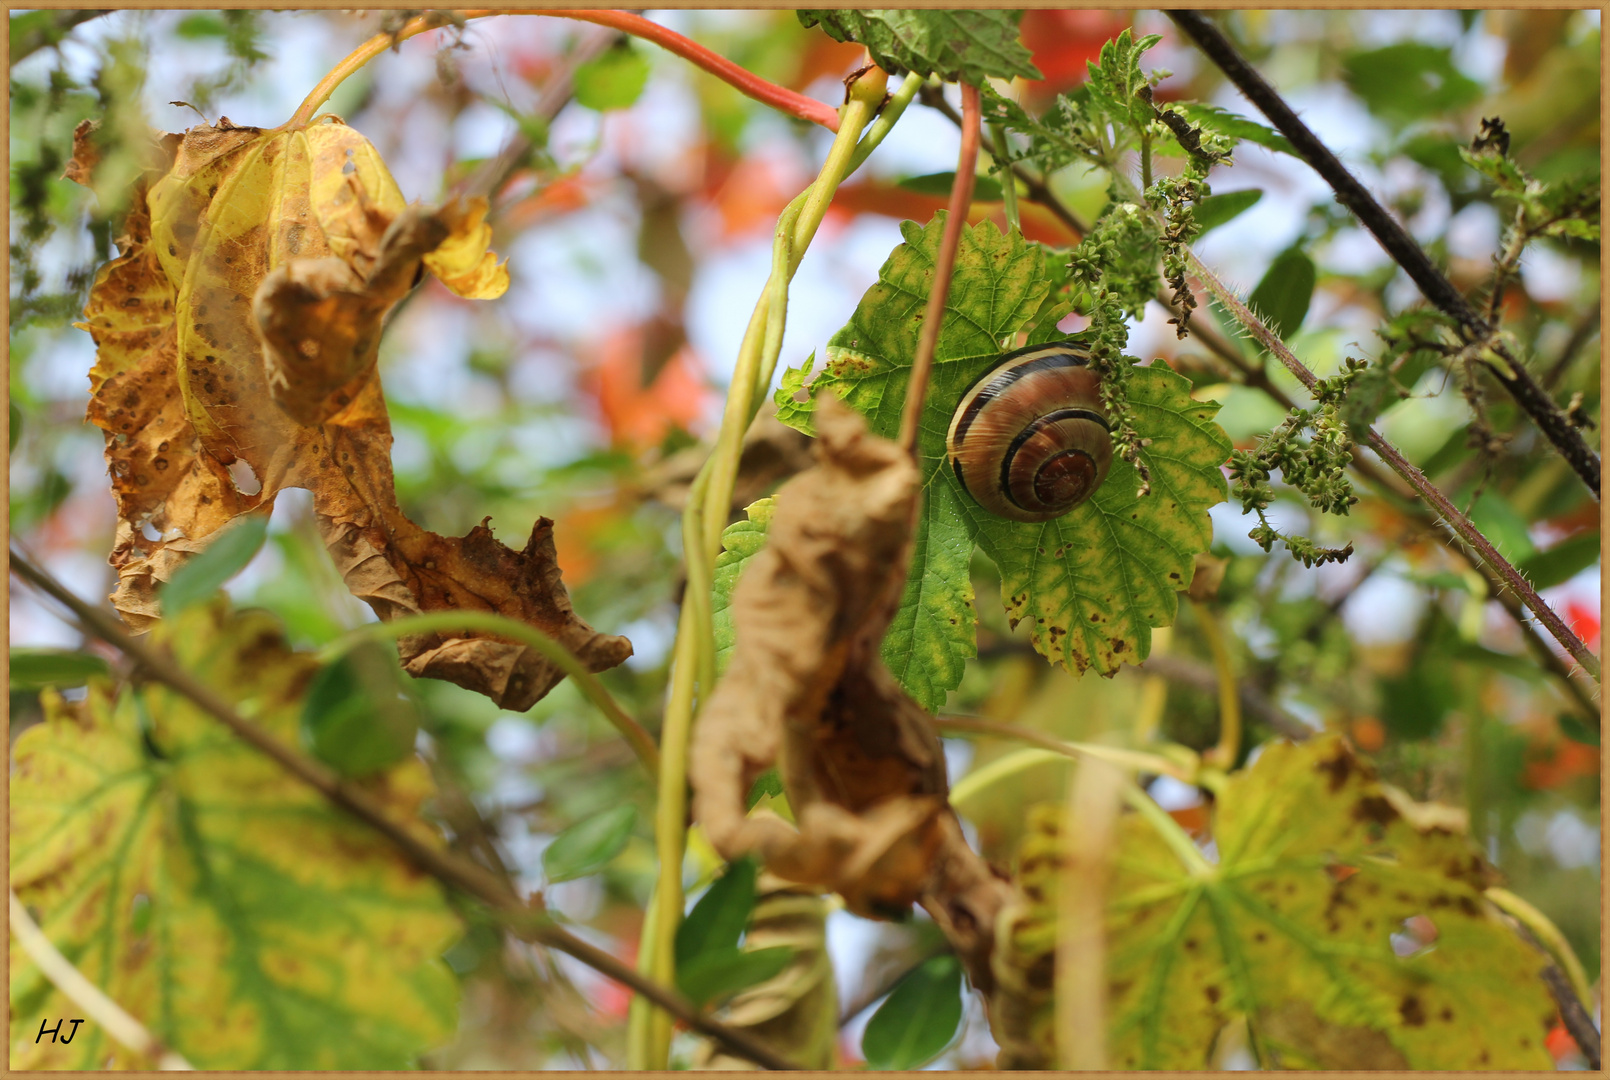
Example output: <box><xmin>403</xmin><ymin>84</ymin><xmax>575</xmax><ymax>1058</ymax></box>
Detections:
<box><xmin>1168</xmin><ymin>9</ymin><xmax>1600</xmax><ymax>501</ymax></box>
<box><xmin>899</xmin><ymin>82</ymin><xmax>982</xmax><ymax>455</ymax></box>
<box><xmin>11</xmin><ymin>9</ymin><xmax>111</xmax><ymax>65</ymax></box>
<box><xmin>1187</xmin><ymin>252</ymin><xmax>1600</xmax><ymax>683</ymax></box>
<box><xmin>9</xmin><ymin>892</ymin><xmax>193</xmax><ymax>1070</ymax></box>
<box><xmin>7</xmin><ymin>553</ymin><xmax>800</xmax><ymax>1072</ymax></box>
<box><xmin>288</xmin><ymin>9</ymin><xmax>838</xmax><ymax>131</ymax></box>
<box><xmin>1543</xmin><ymin>299</ymin><xmax>1601</xmax><ymax>391</ymax></box>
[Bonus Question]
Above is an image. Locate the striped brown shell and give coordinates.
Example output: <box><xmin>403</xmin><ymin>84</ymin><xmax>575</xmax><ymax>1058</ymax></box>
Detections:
<box><xmin>945</xmin><ymin>340</ymin><xmax>1113</xmax><ymax>522</ymax></box>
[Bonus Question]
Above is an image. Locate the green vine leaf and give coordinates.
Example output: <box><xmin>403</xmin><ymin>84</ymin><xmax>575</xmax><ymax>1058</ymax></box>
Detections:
<box><xmin>1107</xmin><ymin>735</ymin><xmax>1556</xmax><ymax>1069</ymax></box>
<box><xmin>776</xmin><ymin>215</ymin><xmax>1230</xmax><ymax>690</ymax></box>
<box><xmin>796</xmin><ymin>9</ymin><xmax>1041</xmax><ymax>86</ymax></box>
<box><xmin>10</xmin><ymin>602</ymin><xmax>461</xmax><ymax>1070</ymax></box>
<box><xmin>976</xmin><ymin>365</ymin><xmax>1228</xmax><ymax>674</ymax></box>
<box><xmin>1002</xmin><ymin>735</ymin><xmax>1557</xmax><ymax>1069</ymax></box>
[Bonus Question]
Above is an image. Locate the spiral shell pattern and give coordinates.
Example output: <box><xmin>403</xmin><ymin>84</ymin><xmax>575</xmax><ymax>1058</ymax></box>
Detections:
<box><xmin>945</xmin><ymin>341</ymin><xmax>1114</xmax><ymax>522</ymax></box>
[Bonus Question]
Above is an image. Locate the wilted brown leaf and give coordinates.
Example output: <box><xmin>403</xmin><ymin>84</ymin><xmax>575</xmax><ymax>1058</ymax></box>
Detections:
<box><xmin>72</xmin><ymin>116</ymin><xmax>628</xmax><ymax>709</ymax></box>
<box><xmin>690</xmin><ymin>397</ymin><xmax>1012</xmax><ymax>992</ymax></box>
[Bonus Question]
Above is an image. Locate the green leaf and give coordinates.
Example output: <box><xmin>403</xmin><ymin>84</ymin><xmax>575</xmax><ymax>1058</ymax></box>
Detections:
<box><xmin>677</xmin><ymin>945</ymin><xmax>794</xmax><ymax>1008</ymax></box>
<box><xmin>1468</xmin><ymin>491</ymin><xmax>1537</xmax><ymax>564</ymax></box>
<box><xmin>777</xmin><ymin>216</ymin><xmax>1229</xmax><ymax>682</ymax></box>
<box><xmin>1247</xmin><ymin>247</ymin><xmax>1317</xmax><ymax>342</ymax></box>
<box><xmin>745</xmin><ymin>768</ymin><xmax>785</xmax><ymax>809</ymax></box>
<box><xmin>1004</xmin><ymin>735</ymin><xmax>1557</xmax><ymax>1068</ymax></box>
<box><xmin>573</xmin><ymin>41</ymin><xmax>651</xmax><ymax>112</ymax></box>
<box><xmin>1518</xmin><ymin>530</ymin><xmax>1598</xmax><ymax>590</ymax></box>
<box><xmin>300</xmin><ymin>639</ymin><xmax>421</xmax><ymax>778</ymax></box>
<box><xmin>1559</xmin><ymin>713</ymin><xmax>1600</xmax><ymax>747</ymax></box>
<box><xmin>676</xmin><ymin>856</ymin><xmax>759</xmax><ymax>969</ymax></box>
<box><xmin>542</xmin><ymin>804</ymin><xmax>637</xmax><ymax>883</ymax></box>
<box><xmin>1172</xmin><ymin>103</ymin><xmax>1296</xmax><ymax>157</ymax></box>
<box><xmin>175</xmin><ymin>13</ymin><xmax>228</xmax><ymax>39</ymax></box>
<box><xmin>713</xmin><ymin>497</ymin><xmax>778</xmax><ymax>676</ymax></box>
<box><xmin>899</xmin><ymin>171</ymin><xmax>1005</xmax><ymax>202</ymax></box>
<box><xmin>1342</xmin><ymin>44</ymin><xmax>1482</xmax><ymax>127</ymax></box>
<box><xmin>160</xmin><ymin>513</ymin><xmax>270</xmax><ymax>614</ymax></box>
<box><xmin>797</xmin><ymin>9</ymin><xmax>1040</xmax><ymax>85</ymax></box>
<box><xmin>10</xmin><ymin>603</ymin><xmax>461</xmax><ymax>1069</ymax></box>
<box><xmin>9</xmin><ymin>648</ymin><xmax>111</xmax><ymax>691</ymax></box>
<box><xmin>1192</xmin><ymin>188</ymin><xmax>1263</xmax><ymax>234</ymax></box>
<box><xmin>861</xmin><ymin>954</ymin><xmax>964</xmax><ymax>1069</ymax></box>
<box><xmin>9</xmin><ymin>400</ymin><xmax>20</xmax><ymax>451</ymax></box>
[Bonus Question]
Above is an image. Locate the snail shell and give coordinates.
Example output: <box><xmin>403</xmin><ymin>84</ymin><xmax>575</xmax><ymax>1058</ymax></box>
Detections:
<box><xmin>945</xmin><ymin>340</ymin><xmax>1113</xmax><ymax>522</ymax></box>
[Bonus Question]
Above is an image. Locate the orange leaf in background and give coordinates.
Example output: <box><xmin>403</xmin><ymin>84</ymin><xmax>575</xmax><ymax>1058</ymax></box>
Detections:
<box><xmin>828</xmin><ymin>180</ymin><xmax>1080</xmax><ymax>246</ymax></box>
<box><xmin>1522</xmin><ymin>737</ymin><xmax>1600</xmax><ymax>790</ymax></box>
<box><xmin>706</xmin><ymin>153</ymin><xmax>796</xmax><ymax>240</ymax></box>
<box><xmin>788</xmin><ymin>33</ymin><xmax>865</xmax><ymax>91</ymax></box>
<box><xmin>1019</xmin><ymin>9</ymin><xmax>1133</xmax><ymax>107</ymax></box>
<box><xmin>582</xmin><ymin>326</ymin><xmax>711</xmax><ymax>450</ymax></box>
<box><xmin>1565</xmin><ymin>598</ymin><xmax>1599</xmax><ymax>649</ymax></box>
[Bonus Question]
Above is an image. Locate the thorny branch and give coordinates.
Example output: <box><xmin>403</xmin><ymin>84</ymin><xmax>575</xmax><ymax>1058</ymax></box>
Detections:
<box><xmin>1187</xmin><ymin>253</ymin><xmax>1601</xmax><ymax>685</ymax></box>
<box><xmin>922</xmin><ymin>85</ymin><xmax>1599</xmax><ymax>719</ymax></box>
<box><xmin>7</xmin><ymin>552</ymin><xmax>801</xmax><ymax>1073</ymax></box>
<box><xmin>1167</xmin><ymin>9</ymin><xmax>1601</xmax><ymax>501</ymax></box>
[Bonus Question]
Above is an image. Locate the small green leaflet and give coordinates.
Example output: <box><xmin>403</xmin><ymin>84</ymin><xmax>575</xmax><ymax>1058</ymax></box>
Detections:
<box><xmin>797</xmin><ymin>10</ymin><xmax>1040</xmax><ymax>86</ymax></box>
<box><xmin>712</xmin><ymin>496</ymin><xmax>776</xmax><ymax>675</ymax></box>
<box><xmin>775</xmin><ymin>216</ymin><xmax>1229</xmax><ymax>694</ymax></box>
<box><xmin>542</xmin><ymin>804</ymin><xmax>637</xmax><ymax>883</ymax></box>
<box><xmin>1246</xmin><ymin>247</ymin><xmax>1317</xmax><ymax>342</ymax></box>
<box><xmin>160</xmin><ymin>511</ymin><xmax>269</xmax><ymax>614</ymax></box>
<box><xmin>9</xmin><ymin>647</ymin><xmax>110</xmax><ymax>691</ymax></box>
<box><xmin>10</xmin><ymin>602</ymin><xmax>461</xmax><ymax>1069</ymax></box>
<box><xmin>674</xmin><ymin>856</ymin><xmax>792</xmax><ymax>1007</ymax></box>
<box><xmin>300</xmin><ymin>639</ymin><xmax>420</xmax><ymax>778</ymax></box>
<box><xmin>573</xmin><ymin>41</ymin><xmax>650</xmax><ymax>111</ymax></box>
<box><xmin>861</xmin><ymin>954</ymin><xmax>964</xmax><ymax>1069</ymax></box>
<box><xmin>1193</xmin><ymin>188</ymin><xmax>1263</xmax><ymax>235</ymax></box>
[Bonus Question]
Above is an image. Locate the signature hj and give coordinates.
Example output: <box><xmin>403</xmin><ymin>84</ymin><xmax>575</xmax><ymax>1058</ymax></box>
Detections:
<box><xmin>37</xmin><ymin>1019</ymin><xmax>85</xmax><ymax>1044</ymax></box>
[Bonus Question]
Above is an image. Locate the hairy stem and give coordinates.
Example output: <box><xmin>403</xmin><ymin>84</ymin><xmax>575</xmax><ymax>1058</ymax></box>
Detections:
<box><xmin>899</xmin><ymin>81</ymin><xmax>982</xmax><ymax>455</ymax></box>
<box><xmin>1167</xmin><ymin>9</ymin><xmax>1600</xmax><ymax>500</ymax></box>
<box><xmin>288</xmin><ymin>9</ymin><xmax>840</xmax><ymax>131</ymax></box>
<box><xmin>7</xmin><ymin>552</ymin><xmax>798</xmax><ymax>1072</ymax></box>
<box><xmin>1188</xmin><ymin>251</ymin><xmax>1600</xmax><ymax>683</ymax></box>
<box><xmin>319</xmin><ymin>611</ymin><xmax>660</xmax><ymax>780</ymax></box>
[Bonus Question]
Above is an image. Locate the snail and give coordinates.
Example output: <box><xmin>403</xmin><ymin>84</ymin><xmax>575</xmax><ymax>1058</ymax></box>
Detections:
<box><xmin>945</xmin><ymin>340</ymin><xmax>1113</xmax><ymax>522</ymax></box>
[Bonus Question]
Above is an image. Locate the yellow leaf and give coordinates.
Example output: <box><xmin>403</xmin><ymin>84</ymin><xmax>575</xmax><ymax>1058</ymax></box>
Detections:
<box><xmin>9</xmin><ymin>603</ymin><xmax>461</xmax><ymax>1069</ymax></box>
<box><xmin>70</xmin><ymin>116</ymin><xmax>626</xmax><ymax>710</ymax></box>
<box><xmin>423</xmin><ymin>196</ymin><xmax>510</xmax><ymax>299</ymax></box>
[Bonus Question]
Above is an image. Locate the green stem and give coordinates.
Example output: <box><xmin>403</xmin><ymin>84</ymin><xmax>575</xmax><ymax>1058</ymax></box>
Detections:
<box><xmin>1484</xmin><ymin>886</ymin><xmax>1593</xmax><ymax>1010</ymax></box>
<box><xmin>631</xmin><ymin>66</ymin><xmax>891</xmax><ymax>1070</ymax></box>
<box><xmin>1194</xmin><ymin>603</ymin><xmax>1241</xmax><ymax>770</ymax></box>
<box><xmin>320</xmin><ymin>611</ymin><xmax>659</xmax><ymax>780</ymax></box>
<box><xmin>992</xmin><ymin>123</ymin><xmax>1020</xmax><ymax>232</ymax></box>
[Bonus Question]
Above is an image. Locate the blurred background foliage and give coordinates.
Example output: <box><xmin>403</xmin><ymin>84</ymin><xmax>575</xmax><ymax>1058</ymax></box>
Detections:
<box><xmin>9</xmin><ymin>8</ymin><xmax>1600</xmax><ymax>1069</ymax></box>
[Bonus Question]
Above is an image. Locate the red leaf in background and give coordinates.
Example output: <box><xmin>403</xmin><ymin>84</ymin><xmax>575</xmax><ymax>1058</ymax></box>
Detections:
<box><xmin>788</xmin><ymin>33</ymin><xmax>865</xmax><ymax>91</ymax></box>
<box><xmin>706</xmin><ymin>152</ymin><xmax>796</xmax><ymax>239</ymax></box>
<box><xmin>1565</xmin><ymin>598</ymin><xmax>1600</xmax><ymax>650</ymax></box>
<box><xmin>1019</xmin><ymin>9</ymin><xmax>1134</xmax><ymax>108</ymax></box>
<box><xmin>581</xmin><ymin>325</ymin><xmax>711</xmax><ymax>451</ymax></box>
<box><xmin>1521</xmin><ymin>738</ymin><xmax>1600</xmax><ymax>790</ymax></box>
<box><xmin>828</xmin><ymin>180</ymin><xmax>1081</xmax><ymax>246</ymax></box>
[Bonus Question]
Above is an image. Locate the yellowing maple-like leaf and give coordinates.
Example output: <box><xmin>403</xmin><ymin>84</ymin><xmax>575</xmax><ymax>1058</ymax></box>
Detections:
<box><xmin>9</xmin><ymin>603</ymin><xmax>461</xmax><ymax>1069</ymax></box>
<box><xmin>72</xmin><ymin>116</ymin><xmax>628</xmax><ymax>709</ymax></box>
<box><xmin>992</xmin><ymin>735</ymin><xmax>1557</xmax><ymax>1070</ymax></box>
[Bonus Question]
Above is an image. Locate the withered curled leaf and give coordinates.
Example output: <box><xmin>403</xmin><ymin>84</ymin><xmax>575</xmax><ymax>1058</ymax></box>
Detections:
<box><xmin>72</xmin><ymin>116</ymin><xmax>627</xmax><ymax>710</ymax></box>
<box><xmin>691</xmin><ymin>397</ymin><xmax>1011</xmax><ymax>993</ymax></box>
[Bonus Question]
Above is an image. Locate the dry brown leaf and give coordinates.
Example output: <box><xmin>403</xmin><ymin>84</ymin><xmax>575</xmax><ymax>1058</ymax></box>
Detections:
<box><xmin>691</xmin><ymin>396</ymin><xmax>1012</xmax><ymax>992</ymax></box>
<box><xmin>72</xmin><ymin>116</ymin><xmax>628</xmax><ymax>709</ymax></box>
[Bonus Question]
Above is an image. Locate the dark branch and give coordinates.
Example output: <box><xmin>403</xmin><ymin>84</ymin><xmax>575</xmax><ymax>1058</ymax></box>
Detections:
<box><xmin>10</xmin><ymin>9</ymin><xmax>111</xmax><ymax>66</ymax></box>
<box><xmin>1167</xmin><ymin>9</ymin><xmax>1600</xmax><ymax>501</ymax></box>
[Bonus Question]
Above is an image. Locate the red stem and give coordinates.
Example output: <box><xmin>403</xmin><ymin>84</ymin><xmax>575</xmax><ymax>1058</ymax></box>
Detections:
<box><xmin>463</xmin><ymin>9</ymin><xmax>840</xmax><ymax>132</ymax></box>
<box><xmin>899</xmin><ymin>83</ymin><xmax>982</xmax><ymax>455</ymax></box>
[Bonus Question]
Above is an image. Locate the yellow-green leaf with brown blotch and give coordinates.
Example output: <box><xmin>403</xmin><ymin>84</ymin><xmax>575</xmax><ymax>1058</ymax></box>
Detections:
<box><xmin>9</xmin><ymin>602</ymin><xmax>462</xmax><ymax>1070</ymax></box>
<box><xmin>71</xmin><ymin>116</ymin><xmax>627</xmax><ymax>710</ymax></box>
<box><xmin>995</xmin><ymin>736</ymin><xmax>1556</xmax><ymax>1070</ymax></box>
